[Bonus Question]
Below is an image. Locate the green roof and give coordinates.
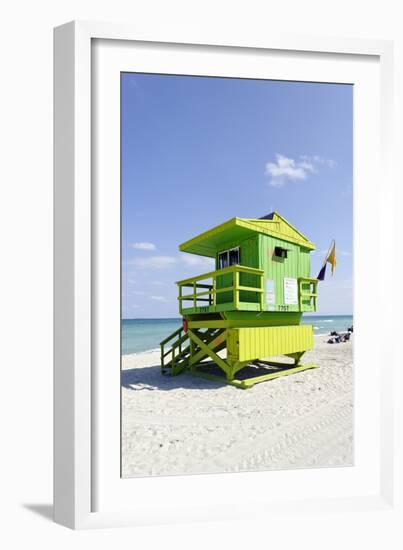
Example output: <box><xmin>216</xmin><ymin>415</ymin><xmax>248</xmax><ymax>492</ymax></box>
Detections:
<box><xmin>179</xmin><ymin>212</ymin><xmax>316</xmax><ymax>257</ymax></box>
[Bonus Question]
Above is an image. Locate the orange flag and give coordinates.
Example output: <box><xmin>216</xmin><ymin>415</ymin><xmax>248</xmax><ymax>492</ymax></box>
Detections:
<box><xmin>317</xmin><ymin>240</ymin><xmax>336</xmax><ymax>280</ymax></box>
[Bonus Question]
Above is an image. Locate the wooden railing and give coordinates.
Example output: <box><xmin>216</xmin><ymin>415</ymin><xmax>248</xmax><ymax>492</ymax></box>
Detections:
<box><xmin>176</xmin><ymin>265</ymin><xmax>265</xmax><ymax>313</ymax></box>
<box><xmin>298</xmin><ymin>277</ymin><xmax>318</xmax><ymax>311</ymax></box>
<box><xmin>160</xmin><ymin>326</ymin><xmax>190</xmax><ymax>374</ymax></box>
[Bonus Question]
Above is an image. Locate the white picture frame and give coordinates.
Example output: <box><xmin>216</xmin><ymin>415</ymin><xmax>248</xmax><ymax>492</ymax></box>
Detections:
<box><xmin>54</xmin><ymin>20</ymin><xmax>396</xmax><ymax>529</ymax></box>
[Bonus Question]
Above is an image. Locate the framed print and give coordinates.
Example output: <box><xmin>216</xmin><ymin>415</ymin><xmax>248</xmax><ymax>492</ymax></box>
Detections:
<box><xmin>54</xmin><ymin>21</ymin><xmax>396</xmax><ymax>529</ymax></box>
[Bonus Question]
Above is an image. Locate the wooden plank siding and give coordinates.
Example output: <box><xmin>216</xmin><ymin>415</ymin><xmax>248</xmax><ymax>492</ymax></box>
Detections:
<box><xmin>227</xmin><ymin>325</ymin><xmax>314</xmax><ymax>362</ymax></box>
<box><xmin>258</xmin><ymin>234</ymin><xmax>311</xmax><ymax>313</ymax></box>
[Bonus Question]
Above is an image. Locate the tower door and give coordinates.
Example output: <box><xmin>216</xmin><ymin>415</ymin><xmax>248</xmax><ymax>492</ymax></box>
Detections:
<box><xmin>216</xmin><ymin>247</ymin><xmax>240</xmax><ymax>305</ymax></box>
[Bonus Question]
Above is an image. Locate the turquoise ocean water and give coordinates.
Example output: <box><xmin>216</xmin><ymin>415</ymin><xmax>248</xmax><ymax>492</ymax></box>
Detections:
<box><xmin>122</xmin><ymin>315</ymin><xmax>353</xmax><ymax>355</ymax></box>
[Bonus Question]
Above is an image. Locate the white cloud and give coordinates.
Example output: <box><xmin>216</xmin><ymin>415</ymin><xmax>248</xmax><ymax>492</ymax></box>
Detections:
<box><xmin>265</xmin><ymin>154</ymin><xmax>335</xmax><ymax>187</ymax></box>
<box><xmin>301</xmin><ymin>155</ymin><xmax>336</xmax><ymax>169</ymax></box>
<box><xmin>180</xmin><ymin>254</ymin><xmax>214</xmax><ymax>268</ymax></box>
<box><xmin>150</xmin><ymin>295</ymin><xmax>172</xmax><ymax>303</ymax></box>
<box><xmin>127</xmin><ymin>251</ymin><xmax>215</xmax><ymax>274</ymax></box>
<box><xmin>129</xmin><ymin>255</ymin><xmax>176</xmax><ymax>269</ymax></box>
<box><xmin>130</xmin><ymin>290</ymin><xmax>145</xmax><ymax>296</ymax></box>
<box><xmin>129</xmin><ymin>242</ymin><xmax>156</xmax><ymax>251</ymax></box>
<box><xmin>129</xmin><ymin>253</ymin><xmax>214</xmax><ymax>271</ymax></box>
<box><xmin>265</xmin><ymin>154</ymin><xmax>313</xmax><ymax>186</ymax></box>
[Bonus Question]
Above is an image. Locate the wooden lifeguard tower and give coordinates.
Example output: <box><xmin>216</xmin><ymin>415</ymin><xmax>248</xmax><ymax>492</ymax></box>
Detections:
<box><xmin>160</xmin><ymin>212</ymin><xmax>319</xmax><ymax>388</ymax></box>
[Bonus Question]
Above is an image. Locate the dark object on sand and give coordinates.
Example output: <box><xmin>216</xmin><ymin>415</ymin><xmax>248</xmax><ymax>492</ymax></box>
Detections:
<box><xmin>327</xmin><ymin>331</ymin><xmax>351</xmax><ymax>344</ymax></box>
<box><xmin>348</xmin><ymin>325</ymin><xmax>354</xmax><ymax>333</ymax></box>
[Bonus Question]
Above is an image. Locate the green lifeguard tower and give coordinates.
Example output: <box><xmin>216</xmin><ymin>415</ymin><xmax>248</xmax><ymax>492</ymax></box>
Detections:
<box><xmin>160</xmin><ymin>212</ymin><xmax>319</xmax><ymax>388</ymax></box>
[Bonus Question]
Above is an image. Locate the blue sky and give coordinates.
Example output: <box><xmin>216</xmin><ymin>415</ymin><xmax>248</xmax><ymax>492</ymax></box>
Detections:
<box><xmin>122</xmin><ymin>73</ymin><xmax>353</xmax><ymax>318</ymax></box>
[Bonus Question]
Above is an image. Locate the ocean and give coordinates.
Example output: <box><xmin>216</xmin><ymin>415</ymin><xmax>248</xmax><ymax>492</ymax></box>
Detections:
<box><xmin>122</xmin><ymin>315</ymin><xmax>353</xmax><ymax>355</ymax></box>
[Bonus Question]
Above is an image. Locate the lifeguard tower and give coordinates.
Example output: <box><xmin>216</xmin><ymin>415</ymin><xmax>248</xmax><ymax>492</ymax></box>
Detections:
<box><xmin>160</xmin><ymin>212</ymin><xmax>319</xmax><ymax>388</ymax></box>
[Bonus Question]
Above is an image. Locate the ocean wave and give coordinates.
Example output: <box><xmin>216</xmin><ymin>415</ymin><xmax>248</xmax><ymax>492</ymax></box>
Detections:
<box><xmin>123</xmin><ymin>347</ymin><xmax>160</xmax><ymax>357</ymax></box>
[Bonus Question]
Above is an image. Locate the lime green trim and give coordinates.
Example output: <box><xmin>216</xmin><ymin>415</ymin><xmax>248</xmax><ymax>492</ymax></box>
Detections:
<box><xmin>160</xmin><ymin>326</ymin><xmax>182</xmax><ymax>347</ymax></box>
<box><xmin>188</xmin><ymin>329</ymin><xmax>226</xmax><ymax>367</ymax></box>
<box><xmin>223</xmin><ymin>311</ymin><xmax>302</xmax><ymax>324</ymax></box>
<box><xmin>298</xmin><ymin>277</ymin><xmax>318</xmax><ymax>312</ymax></box>
<box><xmin>244</xmin><ymin>212</ymin><xmax>313</xmax><ymax>245</ymax></box>
<box><xmin>177</xmin><ymin>265</ymin><xmax>264</xmax><ymax>315</ymax></box>
<box><xmin>181</xmin><ymin>302</ymin><xmax>262</xmax><ymax>315</ymax></box>
<box><xmin>238</xmin><ymin>363</ymin><xmax>318</xmax><ymax>388</ymax></box>
<box><xmin>179</xmin><ymin>215</ymin><xmax>315</xmax><ymax>257</ymax></box>
<box><xmin>190</xmin><ymin>363</ymin><xmax>318</xmax><ymax>389</ymax></box>
<box><xmin>179</xmin><ymin>217</ymin><xmax>239</xmax><ymax>257</ymax></box>
<box><xmin>237</xmin><ymin>217</ymin><xmax>315</xmax><ymax>249</ymax></box>
<box><xmin>188</xmin><ymin>329</ymin><xmax>230</xmax><ymax>375</ymax></box>
<box><xmin>187</xmin><ymin>316</ymin><xmax>300</xmax><ymax>329</ymax></box>
<box><xmin>160</xmin><ymin>325</ymin><xmax>191</xmax><ymax>375</ymax></box>
<box><xmin>176</xmin><ymin>264</ymin><xmax>263</xmax><ymax>286</ymax></box>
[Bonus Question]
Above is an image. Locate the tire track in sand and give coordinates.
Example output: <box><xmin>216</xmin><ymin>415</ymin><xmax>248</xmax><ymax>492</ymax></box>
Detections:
<box><xmin>204</xmin><ymin>392</ymin><xmax>353</xmax><ymax>472</ymax></box>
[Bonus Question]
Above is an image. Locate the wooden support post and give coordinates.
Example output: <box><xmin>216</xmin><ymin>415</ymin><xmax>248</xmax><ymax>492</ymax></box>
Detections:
<box><xmin>178</xmin><ymin>285</ymin><xmax>182</xmax><ymax>314</ymax></box>
<box><xmin>189</xmin><ymin>337</ymin><xmax>194</xmax><ymax>372</ymax></box>
<box><xmin>171</xmin><ymin>346</ymin><xmax>175</xmax><ymax>372</ymax></box>
<box><xmin>188</xmin><ymin>329</ymin><xmax>230</xmax><ymax>376</ymax></box>
<box><xmin>260</xmin><ymin>273</ymin><xmax>265</xmax><ymax>311</ymax></box>
<box><xmin>234</xmin><ymin>270</ymin><xmax>239</xmax><ymax>310</ymax></box>
<box><xmin>285</xmin><ymin>351</ymin><xmax>304</xmax><ymax>365</ymax></box>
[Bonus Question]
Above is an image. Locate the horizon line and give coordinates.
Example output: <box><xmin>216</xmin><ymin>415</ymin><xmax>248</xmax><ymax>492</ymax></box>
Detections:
<box><xmin>122</xmin><ymin>313</ymin><xmax>353</xmax><ymax>321</ymax></box>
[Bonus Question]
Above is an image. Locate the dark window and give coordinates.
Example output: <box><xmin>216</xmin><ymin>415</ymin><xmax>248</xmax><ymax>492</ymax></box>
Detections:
<box><xmin>218</xmin><ymin>247</ymin><xmax>240</xmax><ymax>269</ymax></box>
<box><xmin>229</xmin><ymin>248</ymin><xmax>240</xmax><ymax>266</ymax></box>
<box><xmin>218</xmin><ymin>251</ymin><xmax>229</xmax><ymax>269</ymax></box>
<box><xmin>274</xmin><ymin>246</ymin><xmax>288</xmax><ymax>259</ymax></box>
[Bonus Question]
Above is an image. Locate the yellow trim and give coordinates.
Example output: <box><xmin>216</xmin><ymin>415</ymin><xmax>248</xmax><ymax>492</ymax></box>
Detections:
<box><xmin>190</xmin><ymin>363</ymin><xmax>318</xmax><ymax>389</ymax></box>
<box><xmin>237</xmin><ymin>218</ymin><xmax>315</xmax><ymax>249</ymax></box>
<box><xmin>179</xmin><ymin>215</ymin><xmax>315</xmax><ymax>255</ymax></box>
<box><xmin>179</xmin><ymin>217</ymin><xmax>239</xmax><ymax>255</ymax></box>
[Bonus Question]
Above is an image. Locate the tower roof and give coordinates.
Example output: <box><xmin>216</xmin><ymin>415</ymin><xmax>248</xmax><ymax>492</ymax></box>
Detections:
<box><xmin>179</xmin><ymin>212</ymin><xmax>315</xmax><ymax>257</ymax></box>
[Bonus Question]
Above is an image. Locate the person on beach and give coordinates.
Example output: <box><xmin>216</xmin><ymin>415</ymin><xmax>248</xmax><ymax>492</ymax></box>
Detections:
<box><xmin>327</xmin><ymin>330</ymin><xmax>351</xmax><ymax>344</ymax></box>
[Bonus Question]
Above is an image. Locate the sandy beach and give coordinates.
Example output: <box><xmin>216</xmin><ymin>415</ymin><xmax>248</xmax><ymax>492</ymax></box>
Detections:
<box><xmin>121</xmin><ymin>334</ymin><xmax>353</xmax><ymax>478</ymax></box>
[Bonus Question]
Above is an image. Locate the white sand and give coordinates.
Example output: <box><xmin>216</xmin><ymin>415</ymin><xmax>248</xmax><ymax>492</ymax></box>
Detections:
<box><xmin>121</xmin><ymin>335</ymin><xmax>353</xmax><ymax>477</ymax></box>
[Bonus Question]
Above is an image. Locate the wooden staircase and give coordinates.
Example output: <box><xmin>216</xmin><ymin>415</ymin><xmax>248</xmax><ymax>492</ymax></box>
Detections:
<box><xmin>160</xmin><ymin>327</ymin><xmax>190</xmax><ymax>376</ymax></box>
<box><xmin>160</xmin><ymin>326</ymin><xmax>226</xmax><ymax>376</ymax></box>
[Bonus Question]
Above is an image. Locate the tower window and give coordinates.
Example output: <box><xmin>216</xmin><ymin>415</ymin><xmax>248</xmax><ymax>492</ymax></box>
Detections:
<box><xmin>274</xmin><ymin>246</ymin><xmax>288</xmax><ymax>259</ymax></box>
<box><xmin>218</xmin><ymin>247</ymin><xmax>240</xmax><ymax>269</ymax></box>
